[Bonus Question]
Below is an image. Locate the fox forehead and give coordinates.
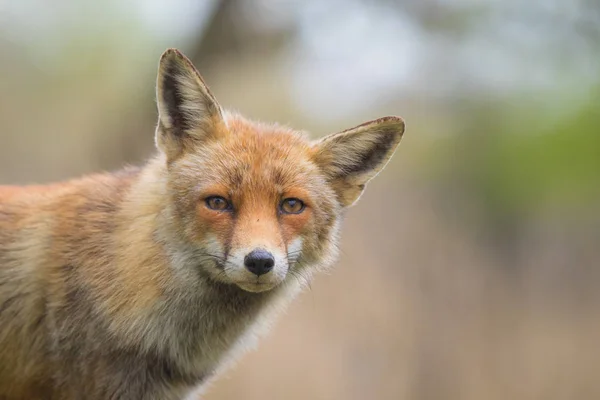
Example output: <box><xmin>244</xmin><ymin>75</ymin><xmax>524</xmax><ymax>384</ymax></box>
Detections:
<box><xmin>172</xmin><ymin>114</ymin><xmax>324</xmax><ymax>197</ymax></box>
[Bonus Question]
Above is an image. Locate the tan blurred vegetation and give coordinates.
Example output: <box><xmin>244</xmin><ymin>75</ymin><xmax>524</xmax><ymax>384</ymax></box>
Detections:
<box><xmin>1</xmin><ymin>1</ymin><xmax>599</xmax><ymax>399</ymax></box>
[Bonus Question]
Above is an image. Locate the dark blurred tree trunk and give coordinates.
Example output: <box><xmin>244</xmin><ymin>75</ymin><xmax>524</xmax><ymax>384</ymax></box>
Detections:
<box><xmin>104</xmin><ymin>0</ymin><xmax>230</xmax><ymax>166</ymax></box>
<box><xmin>107</xmin><ymin>0</ymin><xmax>294</xmax><ymax>167</ymax></box>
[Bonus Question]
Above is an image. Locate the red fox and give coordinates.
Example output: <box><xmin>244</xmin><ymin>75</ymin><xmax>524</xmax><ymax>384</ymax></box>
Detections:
<box><xmin>0</xmin><ymin>49</ymin><xmax>405</xmax><ymax>399</ymax></box>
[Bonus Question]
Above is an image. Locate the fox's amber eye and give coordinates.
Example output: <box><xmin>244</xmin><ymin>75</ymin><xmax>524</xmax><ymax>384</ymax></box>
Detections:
<box><xmin>205</xmin><ymin>196</ymin><xmax>231</xmax><ymax>211</ymax></box>
<box><xmin>280</xmin><ymin>198</ymin><xmax>305</xmax><ymax>214</ymax></box>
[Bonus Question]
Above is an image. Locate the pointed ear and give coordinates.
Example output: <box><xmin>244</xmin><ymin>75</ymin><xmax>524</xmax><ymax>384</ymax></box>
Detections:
<box><xmin>312</xmin><ymin>116</ymin><xmax>405</xmax><ymax>207</ymax></box>
<box><xmin>155</xmin><ymin>48</ymin><xmax>225</xmax><ymax>161</ymax></box>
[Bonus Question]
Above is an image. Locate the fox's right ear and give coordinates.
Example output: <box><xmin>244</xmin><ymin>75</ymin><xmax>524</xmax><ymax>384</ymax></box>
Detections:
<box><xmin>155</xmin><ymin>48</ymin><xmax>225</xmax><ymax>161</ymax></box>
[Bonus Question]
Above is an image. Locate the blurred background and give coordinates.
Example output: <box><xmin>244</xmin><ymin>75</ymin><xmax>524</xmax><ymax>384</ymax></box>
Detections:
<box><xmin>1</xmin><ymin>1</ymin><xmax>599</xmax><ymax>399</ymax></box>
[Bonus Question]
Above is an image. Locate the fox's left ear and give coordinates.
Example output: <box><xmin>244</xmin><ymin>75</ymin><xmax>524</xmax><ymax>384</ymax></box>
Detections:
<box><xmin>155</xmin><ymin>48</ymin><xmax>225</xmax><ymax>161</ymax></box>
<box><xmin>312</xmin><ymin>116</ymin><xmax>405</xmax><ymax>207</ymax></box>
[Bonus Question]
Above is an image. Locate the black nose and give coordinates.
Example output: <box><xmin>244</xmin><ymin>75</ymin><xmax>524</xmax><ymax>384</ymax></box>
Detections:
<box><xmin>244</xmin><ymin>249</ymin><xmax>275</xmax><ymax>276</ymax></box>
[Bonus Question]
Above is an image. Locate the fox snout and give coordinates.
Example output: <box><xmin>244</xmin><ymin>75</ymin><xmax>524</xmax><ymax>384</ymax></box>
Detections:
<box><xmin>244</xmin><ymin>249</ymin><xmax>275</xmax><ymax>276</ymax></box>
<box><xmin>224</xmin><ymin>243</ymin><xmax>290</xmax><ymax>293</ymax></box>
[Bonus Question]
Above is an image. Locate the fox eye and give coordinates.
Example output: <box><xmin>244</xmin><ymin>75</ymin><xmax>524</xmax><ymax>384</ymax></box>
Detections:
<box><xmin>205</xmin><ymin>196</ymin><xmax>231</xmax><ymax>211</ymax></box>
<box><xmin>280</xmin><ymin>198</ymin><xmax>305</xmax><ymax>214</ymax></box>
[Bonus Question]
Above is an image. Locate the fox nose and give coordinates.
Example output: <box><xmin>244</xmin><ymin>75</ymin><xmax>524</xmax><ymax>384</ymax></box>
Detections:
<box><xmin>244</xmin><ymin>249</ymin><xmax>275</xmax><ymax>276</ymax></box>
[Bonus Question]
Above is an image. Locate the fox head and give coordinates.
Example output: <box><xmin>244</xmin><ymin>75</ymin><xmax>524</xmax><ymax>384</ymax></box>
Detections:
<box><xmin>154</xmin><ymin>49</ymin><xmax>404</xmax><ymax>293</ymax></box>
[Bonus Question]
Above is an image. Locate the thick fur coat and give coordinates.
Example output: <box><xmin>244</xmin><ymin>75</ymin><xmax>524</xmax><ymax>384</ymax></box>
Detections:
<box><xmin>0</xmin><ymin>49</ymin><xmax>404</xmax><ymax>399</ymax></box>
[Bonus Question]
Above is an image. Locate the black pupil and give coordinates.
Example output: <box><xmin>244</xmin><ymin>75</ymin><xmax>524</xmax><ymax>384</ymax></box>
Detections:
<box><xmin>210</xmin><ymin>197</ymin><xmax>226</xmax><ymax>209</ymax></box>
<box><xmin>284</xmin><ymin>199</ymin><xmax>303</xmax><ymax>213</ymax></box>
